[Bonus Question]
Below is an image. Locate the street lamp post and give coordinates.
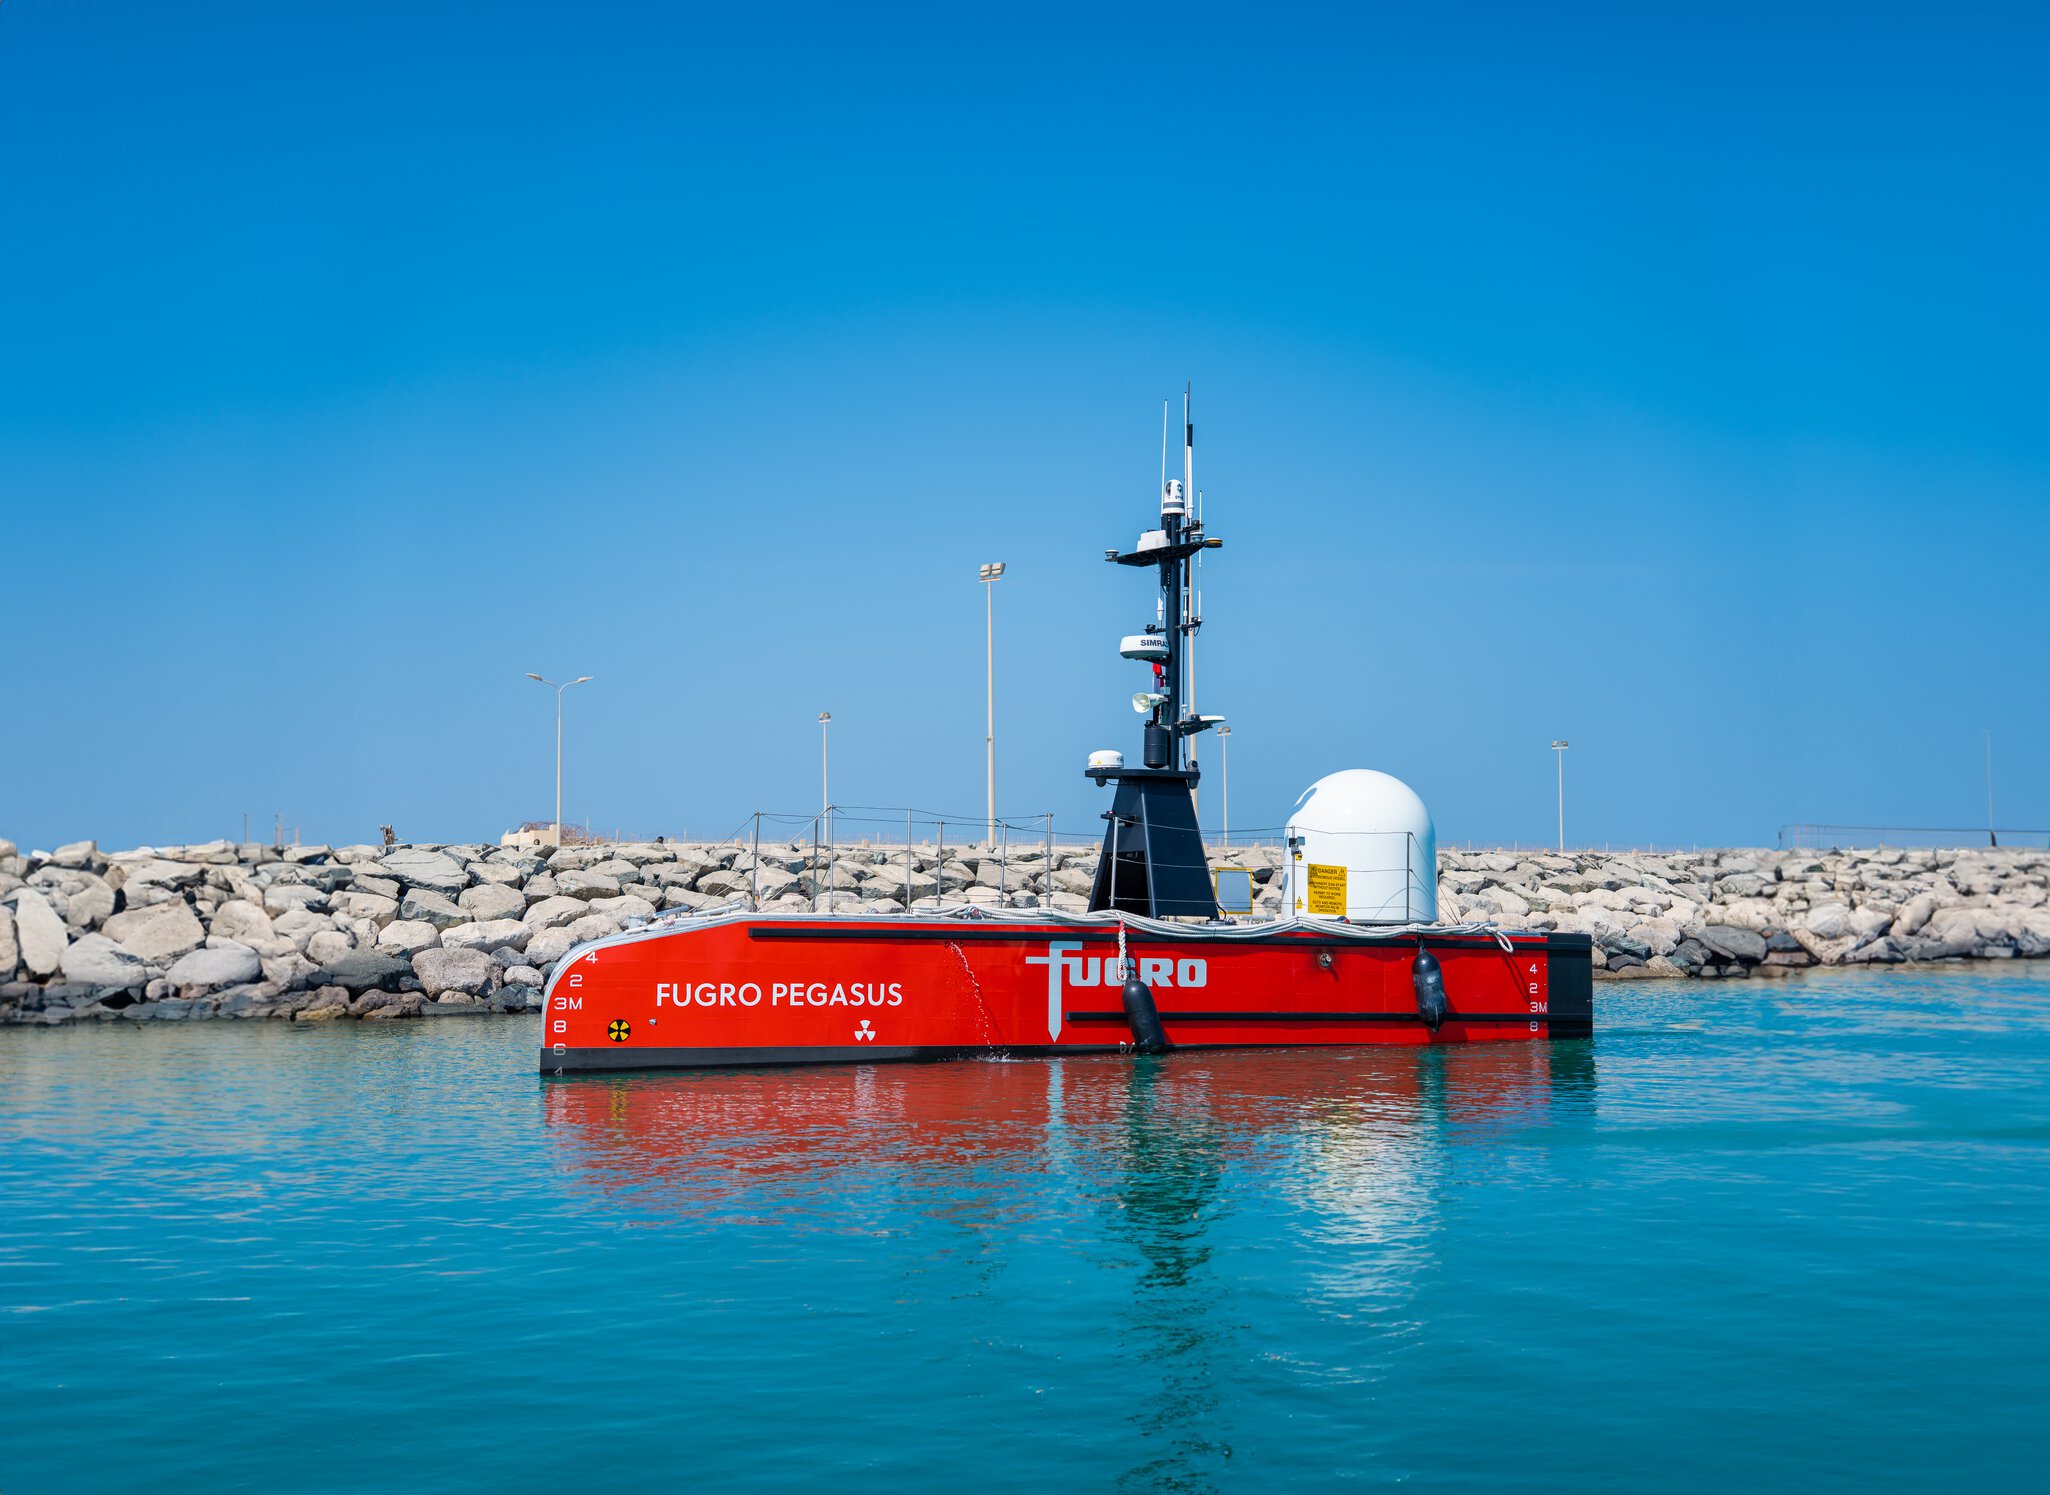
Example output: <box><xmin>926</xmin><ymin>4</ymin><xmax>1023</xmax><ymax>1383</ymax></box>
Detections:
<box><xmin>979</xmin><ymin>562</ymin><xmax>1006</xmax><ymax>846</ymax></box>
<box><xmin>1551</xmin><ymin>740</ymin><xmax>1570</xmax><ymax>852</ymax></box>
<box><xmin>818</xmin><ymin>711</ymin><xmax>832</xmax><ymax>817</ymax></box>
<box><xmin>525</xmin><ymin>673</ymin><xmax>594</xmax><ymax>847</ymax></box>
<box><xmin>1216</xmin><ymin>723</ymin><xmax>1232</xmax><ymax>847</ymax></box>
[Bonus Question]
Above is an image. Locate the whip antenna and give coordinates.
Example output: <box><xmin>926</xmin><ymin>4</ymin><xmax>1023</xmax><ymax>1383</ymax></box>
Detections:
<box><xmin>1158</xmin><ymin>398</ymin><xmax>1169</xmax><ymax>499</ymax></box>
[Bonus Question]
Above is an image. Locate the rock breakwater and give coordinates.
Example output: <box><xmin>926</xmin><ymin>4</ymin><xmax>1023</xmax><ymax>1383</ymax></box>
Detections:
<box><xmin>1436</xmin><ymin>846</ymin><xmax>2050</xmax><ymax>978</ymax></box>
<box><xmin>1</xmin><ymin>836</ymin><xmax>2043</xmax><ymax>1024</ymax></box>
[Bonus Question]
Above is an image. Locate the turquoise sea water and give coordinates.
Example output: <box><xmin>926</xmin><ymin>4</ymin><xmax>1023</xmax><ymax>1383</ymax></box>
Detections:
<box><xmin>4</xmin><ymin>968</ymin><xmax>2047</xmax><ymax>1493</ymax></box>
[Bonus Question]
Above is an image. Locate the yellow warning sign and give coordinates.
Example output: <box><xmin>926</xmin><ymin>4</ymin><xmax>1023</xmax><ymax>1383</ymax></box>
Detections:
<box><xmin>1305</xmin><ymin>863</ymin><xmax>1347</xmax><ymax>917</ymax></box>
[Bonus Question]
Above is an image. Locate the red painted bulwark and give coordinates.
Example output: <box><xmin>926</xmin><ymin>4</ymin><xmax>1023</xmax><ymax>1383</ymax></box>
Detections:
<box><xmin>541</xmin><ymin>919</ymin><xmax>1558</xmax><ymax>1071</ymax></box>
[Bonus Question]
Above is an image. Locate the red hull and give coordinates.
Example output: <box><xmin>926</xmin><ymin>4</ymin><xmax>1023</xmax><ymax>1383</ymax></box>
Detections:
<box><xmin>540</xmin><ymin>914</ymin><xmax>1594</xmax><ymax>1073</ymax></box>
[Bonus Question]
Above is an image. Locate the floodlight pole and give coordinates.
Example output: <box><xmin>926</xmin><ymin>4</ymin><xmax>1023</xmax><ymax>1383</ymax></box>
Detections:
<box><xmin>1217</xmin><ymin>724</ymin><xmax>1232</xmax><ymax>847</ymax></box>
<box><xmin>1552</xmin><ymin>739</ymin><xmax>1570</xmax><ymax>853</ymax></box>
<box><xmin>527</xmin><ymin>673</ymin><xmax>594</xmax><ymax>847</ymax></box>
<box><xmin>979</xmin><ymin>562</ymin><xmax>1006</xmax><ymax>846</ymax></box>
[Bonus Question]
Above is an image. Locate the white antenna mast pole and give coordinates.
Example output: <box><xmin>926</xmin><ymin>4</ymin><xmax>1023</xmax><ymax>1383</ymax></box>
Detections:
<box><xmin>1159</xmin><ymin>399</ymin><xmax>1169</xmax><ymax>499</ymax></box>
<box><xmin>1183</xmin><ymin>384</ymin><xmax>1197</xmax><ymax>775</ymax></box>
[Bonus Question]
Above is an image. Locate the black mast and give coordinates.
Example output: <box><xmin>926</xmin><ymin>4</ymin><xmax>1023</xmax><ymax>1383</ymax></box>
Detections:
<box><xmin>1086</xmin><ymin>390</ymin><xmax>1224</xmax><ymax>919</ymax></box>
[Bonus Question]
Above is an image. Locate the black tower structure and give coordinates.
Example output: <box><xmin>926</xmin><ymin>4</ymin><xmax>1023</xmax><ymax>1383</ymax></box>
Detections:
<box><xmin>1087</xmin><ymin>390</ymin><xmax>1224</xmax><ymax>919</ymax></box>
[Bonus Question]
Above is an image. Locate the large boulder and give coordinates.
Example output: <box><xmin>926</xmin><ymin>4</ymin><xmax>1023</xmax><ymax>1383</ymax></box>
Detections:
<box><xmin>165</xmin><ymin>942</ymin><xmax>263</xmax><ymax>990</ymax></box>
<box><xmin>0</xmin><ymin>906</ymin><xmax>16</xmax><ymax>982</ymax></box>
<box><xmin>1791</xmin><ymin>928</ymin><xmax>1859</xmax><ymax>964</ymax></box>
<box><xmin>862</xmin><ymin>864</ymin><xmax>938</xmax><ymax>903</ymax></box>
<box><xmin>1712</xmin><ymin>898</ymin><xmax>1779</xmax><ymax>932</ymax></box>
<box><xmin>260</xmin><ymin>951</ymin><xmax>321</xmax><ymax>992</ymax></box>
<box><xmin>398</xmin><ymin>888</ymin><xmax>467</xmax><ymax>930</ymax></box>
<box><xmin>1844</xmin><ymin>937</ymin><xmax>1905</xmax><ymax>964</ymax></box>
<box><xmin>103</xmin><ymin>902</ymin><xmax>206</xmax><ymax>964</ymax></box>
<box><xmin>318</xmin><ymin>950</ymin><xmax>415</xmax><ymax>993</ymax></box>
<box><xmin>1802</xmin><ymin>902</ymin><xmax>1852</xmax><ymax>940</ymax></box>
<box><xmin>59</xmin><ymin>934</ymin><xmax>152</xmax><ymax>991</ymax></box>
<box><xmin>209</xmin><ymin>899</ymin><xmax>293</xmax><ymax>956</ymax></box>
<box><xmin>555</xmin><ymin>871</ymin><xmax>621</xmax><ymax>901</ymax></box>
<box><xmin>272</xmin><ymin>908</ymin><xmax>339</xmax><ymax>951</ymax></box>
<box><xmin>51</xmin><ymin>839</ymin><xmax>99</xmax><ymax>869</ymax></box>
<box><xmin>1627</xmin><ymin>918</ymin><xmax>1683</xmax><ymax>958</ymax></box>
<box><xmin>457</xmin><ymin>883</ymin><xmax>525</xmax><ymax>922</ymax></box>
<box><xmin>1922</xmin><ymin>907</ymin><xmax>1986</xmax><ymax>957</ymax></box>
<box><xmin>440</xmin><ymin>918</ymin><xmax>529</xmax><ymax>953</ymax></box>
<box><xmin>262</xmin><ymin>883</ymin><xmax>329</xmax><ymax>917</ymax></box>
<box><xmin>521</xmin><ymin>895</ymin><xmax>587</xmax><ymax>931</ymax></box>
<box><xmin>1050</xmin><ymin>865</ymin><xmax>1095</xmax><ymax>897</ymax></box>
<box><xmin>1481</xmin><ymin>885</ymin><xmax>1531</xmax><ymax>919</ymax></box>
<box><xmin>11</xmin><ymin>890</ymin><xmax>69</xmax><ymax>976</ymax></box>
<box><xmin>375</xmin><ymin>920</ymin><xmax>442</xmax><ymax>955</ymax></box>
<box><xmin>565</xmin><ymin>912</ymin><xmax>619</xmax><ymax>943</ymax></box>
<box><xmin>304</xmin><ymin>930</ymin><xmax>357</xmax><ymax>966</ymax></box>
<box><xmin>590</xmin><ymin>893</ymin><xmax>657</xmax><ymax>922</ymax></box>
<box><xmin>412</xmin><ymin>946</ymin><xmax>495</xmax><ymax>998</ymax></box>
<box><xmin>337</xmin><ymin>891</ymin><xmax>401</xmax><ymax>926</ymax></box>
<box><xmin>523</xmin><ymin>927</ymin><xmax>579</xmax><ymax>967</ymax></box>
<box><xmin>1697</xmin><ymin>924</ymin><xmax>1768</xmax><ymax>963</ymax></box>
<box><xmin>372</xmin><ymin>848</ymin><xmax>469</xmax><ymax>895</ymax></box>
<box><xmin>63</xmin><ymin>876</ymin><xmax>116</xmax><ymax>931</ymax></box>
<box><xmin>1893</xmin><ymin>892</ymin><xmax>1937</xmax><ymax>938</ymax></box>
<box><xmin>695</xmin><ymin>868</ymin><xmax>749</xmax><ymax>899</ymax></box>
<box><xmin>106</xmin><ymin>857</ymin><xmax>204</xmax><ymax>903</ymax></box>
<box><xmin>660</xmin><ymin>888</ymin><xmax>723</xmax><ymax>913</ymax></box>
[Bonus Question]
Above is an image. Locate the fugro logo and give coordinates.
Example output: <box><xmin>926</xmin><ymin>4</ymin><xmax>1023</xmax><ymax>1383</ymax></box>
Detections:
<box><xmin>1024</xmin><ymin>943</ymin><xmax>1207</xmax><ymax>1041</ymax></box>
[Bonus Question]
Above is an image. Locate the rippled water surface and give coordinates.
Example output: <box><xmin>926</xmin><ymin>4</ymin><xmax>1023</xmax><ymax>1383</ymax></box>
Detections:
<box><xmin>4</xmin><ymin>968</ymin><xmax>2047</xmax><ymax>1493</ymax></box>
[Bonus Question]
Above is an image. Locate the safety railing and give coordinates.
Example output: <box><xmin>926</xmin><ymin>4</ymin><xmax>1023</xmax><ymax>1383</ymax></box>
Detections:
<box><xmin>1779</xmin><ymin>823</ymin><xmax>2050</xmax><ymax>851</ymax></box>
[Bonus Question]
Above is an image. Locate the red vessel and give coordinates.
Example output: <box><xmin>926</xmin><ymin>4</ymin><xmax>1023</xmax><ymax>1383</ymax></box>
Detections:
<box><xmin>541</xmin><ymin>395</ymin><xmax>1593</xmax><ymax>1074</ymax></box>
<box><xmin>541</xmin><ymin>909</ymin><xmax>1591</xmax><ymax>1073</ymax></box>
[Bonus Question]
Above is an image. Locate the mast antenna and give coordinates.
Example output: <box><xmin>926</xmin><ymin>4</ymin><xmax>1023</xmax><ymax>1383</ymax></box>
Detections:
<box><xmin>1184</xmin><ymin>384</ymin><xmax>1197</xmax><ymax>773</ymax></box>
<box><xmin>1158</xmin><ymin>398</ymin><xmax>1169</xmax><ymax>499</ymax></box>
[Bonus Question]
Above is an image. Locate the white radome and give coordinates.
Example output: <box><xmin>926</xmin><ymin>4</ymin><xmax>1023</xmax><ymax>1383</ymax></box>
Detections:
<box><xmin>1281</xmin><ymin>769</ymin><xmax>1438</xmax><ymax>923</ymax></box>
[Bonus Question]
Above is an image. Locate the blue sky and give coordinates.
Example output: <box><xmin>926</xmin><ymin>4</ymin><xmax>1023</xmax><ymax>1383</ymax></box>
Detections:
<box><xmin>2</xmin><ymin>1</ymin><xmax>2044</xmax><ymax>853</ymax></box>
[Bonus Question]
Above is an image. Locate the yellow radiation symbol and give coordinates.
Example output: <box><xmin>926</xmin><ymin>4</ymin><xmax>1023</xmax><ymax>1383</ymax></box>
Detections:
<box><xmin>607</xmin><ymin>1019</ymin><xmax>631</xmax><ymax>1043</ymax></box>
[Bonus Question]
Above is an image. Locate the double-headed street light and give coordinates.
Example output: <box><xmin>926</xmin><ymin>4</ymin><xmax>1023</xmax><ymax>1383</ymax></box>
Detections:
<box><xmin>979</xmin><ymin>562</ymin><xmax>1006</xmax><ymax>846</ymax></box>
<box><xmin>1551</xmin><ymin>739</ymin><xmax>1570</xmax><ymax>852</ymax></box>
<box><xmin>525</xmin><ymin>673</ymin><xmax>595</xmax><ymax>847</ymax></box>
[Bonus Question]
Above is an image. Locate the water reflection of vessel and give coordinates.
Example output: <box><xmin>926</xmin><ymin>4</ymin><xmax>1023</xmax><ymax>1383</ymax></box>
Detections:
<box><xmin>541</xmin><ymin>398</ymin><xmax>1592</xmax><ymax>1073</ymax></box>
<box><xmin>541</xmin><ymin>1045</ymin><xmax>1597</xmax><ymax>1218</ymax></box>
